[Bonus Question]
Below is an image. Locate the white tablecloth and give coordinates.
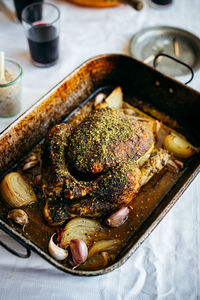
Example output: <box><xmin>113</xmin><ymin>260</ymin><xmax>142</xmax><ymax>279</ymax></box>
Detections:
<box><xmin>0</xmin><ymin>0</ymin><xmax>200</xmax><ymax>299</ymax></box>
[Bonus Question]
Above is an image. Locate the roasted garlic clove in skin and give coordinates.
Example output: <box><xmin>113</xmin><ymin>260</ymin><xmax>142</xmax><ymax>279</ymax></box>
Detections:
<box><xmin>0</xmin><ymin>172</ymin><xmax>37</xmax><ymax>208</ymax></box>
<box><xmin>23</xmin><ymin>160</ymin><xmax>39</xmax><ymax>171</ymax></box>
<box><xmin>34</xmin><ymin>174</ymin><xmax>42</xmax><ymax>185</ymax></box>
<box><xmin>167</xmin><ymin>159</ymin><xmax>180</xmax><ymax>173</ymax></box>
<box><xmin>106</xmin><ymin>207</ymin><xmax>130</xmax><ymax>227</ymax></box>
<box><xmin>94</xmin><ymin>93</ymin><xmax>106</xmax><ymax>107</ymax></box>
<box><xmin>7</xmin><ymin>209</ymin><xmax>28</xmax><ymax>228</ymax></box>
<box><xmin>48</xmin><ymin>234</ymin><xmax>68</xmax><ymax>261</ymax></box>
<box><xmin>70</xmin><ymin>239</ymin><xmax>88</xmax><ymax>267</ymax></box>
<box><xmin>24</xmin><ymin>155</ymin><xmax>38</xmax><ymax>163</ymax></box>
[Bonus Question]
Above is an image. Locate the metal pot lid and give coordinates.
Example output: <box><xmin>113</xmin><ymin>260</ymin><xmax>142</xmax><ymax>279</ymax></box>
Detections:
<box><xmin>129</xmin><ymin>26</ymin><xmax>200</xmax><ymax>77</ymax></box>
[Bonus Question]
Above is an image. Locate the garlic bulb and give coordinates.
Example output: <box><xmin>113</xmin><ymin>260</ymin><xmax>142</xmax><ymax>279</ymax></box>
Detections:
<box><xmin>0</xmin><ymin>172</ymin><xmax>37</xmax><ymax>208</ymax></box>
<box><xmin>164</xmin><ymin>133</ymin><xmax>196</xmax><ymax>159</ymax></box>
<box><xmin>48</xmin><ymin>234</ymin><xmax>68</xmax><ymax>261</ymax></box>
<box><xmin>7</xmin><ymin>209</ymin><xmax>28</xmax><ymax>228</ymax></box>
<box><xmin>70</xmin><ymin>239</ymin><xmax>88</xmax><ymax>267</ymax></box>
<box><xmin>106</xmin><ymin>207</ymin><xmax>130</xmax><ymax>227</ymax></box>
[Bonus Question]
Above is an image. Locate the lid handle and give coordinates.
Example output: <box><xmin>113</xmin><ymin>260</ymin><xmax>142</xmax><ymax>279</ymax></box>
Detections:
<box><xmin>153</xmin><ymin>52</ymin><xmax>194</xmax><ymax>85</ymax></box>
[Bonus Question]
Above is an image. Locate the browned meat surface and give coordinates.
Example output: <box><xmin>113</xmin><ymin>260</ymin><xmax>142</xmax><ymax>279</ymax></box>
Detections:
<box><xmin>44</xmin><ymin>160</ymin><xmax>141</xmax><ymax>223</ymax></box>
<box><xmin>67</xmin><ymin>107</ymin><xmax>154</xmax><ymax>174</ymax></box>
<box><xmin>42</xmin><ymin>107</ymin><xmax>169</xmax><ymax>225</ymax></box>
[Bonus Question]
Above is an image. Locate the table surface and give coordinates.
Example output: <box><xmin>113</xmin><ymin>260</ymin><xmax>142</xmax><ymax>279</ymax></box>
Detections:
<box><xmin>0</xmin><ymin>0</ymin><xmax>200</xmax><ymax>299</ymax></box>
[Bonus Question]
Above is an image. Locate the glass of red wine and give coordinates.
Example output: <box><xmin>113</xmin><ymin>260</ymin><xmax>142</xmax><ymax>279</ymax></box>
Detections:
<box><xmin>21</xmin><ymin>2</ymin><xmax>60</xmax><ymax>67</ymax></box>
<box><xmin>149</xmin><ymin>0</ymin><xmax>173</xmax><ymax>7</ymax></box>
<box><xmin>13</xmin><ymin>0</ymin><xmax>43</xmax><ymax>22</ymax></box>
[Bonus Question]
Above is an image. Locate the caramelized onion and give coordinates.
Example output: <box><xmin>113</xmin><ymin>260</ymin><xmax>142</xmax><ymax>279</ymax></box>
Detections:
<box><xmin>88</xmin><ymin>240</ymin><xmax>119</xmax><ymax>258</ymax></box>
<box><xmin>136</xmin><ymin>143</ymin><xmax>154</xmax><ymax>167</ymax></box>
<box><xmin>164</xmin><ymin>133</ymin><xmax>196</xmax><ymax>159</ymax></box>
<box><xmin>0</xmin><ymin>172</ymin><xmax>37</xmax><ymax>208</ymax></box>
<box><xmin>105</xmin><ymin>86</ymin><xmax>123</xmax><ymax>109</ymax></box>
<box><xmin>60</xmin><ymin>217</ymin><xmax>101</xmax><ymax>249</ymax></box>
<box><xmin>80</xmin><ymin>252</ymin><xmax>109</xmax><ymax>271</ymax></box>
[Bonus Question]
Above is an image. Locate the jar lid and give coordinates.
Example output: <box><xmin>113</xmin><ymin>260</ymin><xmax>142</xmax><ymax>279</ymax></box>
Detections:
<box><xmin>129</xmin><ymin>26</ymin><xmax>200</xmax><ymax>77</ymax></box>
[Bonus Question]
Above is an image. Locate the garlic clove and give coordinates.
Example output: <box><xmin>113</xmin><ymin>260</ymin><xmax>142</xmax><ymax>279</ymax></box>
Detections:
<box><xmin>154</xmin><ymin>120</ymin><xmax>168</xmax><ymax>148</ymax></box>
<box><xmin>23</xmin><ymin>160</ymin><xmax>39</xmax><ymax>171</ymax></box>
<box><xmin>174</xmin><ymin>159</ymin><xmax>184</xmax><ymax>169</ymax></box>
<box><xmin>106</xmin><ymin>206</ymin><xmax>130</xmax><ymax>227</ymax></box>
<box><xmin>7</xmin><ymin>209</ymin><xmax>28</xmax><ymax>228</ymax></box>
<box><xmin>167</xmin><ymin>159</ymin><xmax>180</xmax><ymax>173</ymax></box>
<box><xmin>70</xmin><ymin>239</ymin><xmax>88</xmax><ymax>267</ymax></box>
<box><xmin>94</xmin><ymin>93</ymin><xmax>106</xmax><ymax>107</ymax></box>
<box><xmin>25</xmin><ymin>155</ymin><xmax>38</xmax><ymax>163</ymax></box>
<box><xmin>34</xmin><ymin>174</ymin><xmax>42</xmax><ymax>185</ymax></box>
<box><xmin>48</xmin><ymin>234</ymin><xmax>68</xmax><ymax>261</ymax></box>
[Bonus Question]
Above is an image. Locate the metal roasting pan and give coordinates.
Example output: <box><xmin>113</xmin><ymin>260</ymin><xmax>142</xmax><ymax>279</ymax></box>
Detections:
<box><xmin>0</xmin><ymin>54</ymin><xmax>200</xmax><ymax>276</ymax></box>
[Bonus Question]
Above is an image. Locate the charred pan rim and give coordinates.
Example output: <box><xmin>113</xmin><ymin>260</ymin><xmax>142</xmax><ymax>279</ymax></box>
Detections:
<box><xmin>0</xmin><ymin>54</ymin><xmax>200</xmax><ymax>276</ymax></box>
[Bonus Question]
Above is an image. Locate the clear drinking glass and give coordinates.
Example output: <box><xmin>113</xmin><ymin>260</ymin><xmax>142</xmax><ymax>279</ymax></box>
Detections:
<box><xmin>21</xmin><ymin>2</ymin><xmax>60</xmax><ymax>67</ymax></box>
<box><xmin>13</xmin><ymin>0</ymin><xmax>43</xmax><ymax>22</ymax></box>
<box><xmin>0</xmin><ymin>58</ymin><xmax>23</xmax><ymax>117</ymax></box>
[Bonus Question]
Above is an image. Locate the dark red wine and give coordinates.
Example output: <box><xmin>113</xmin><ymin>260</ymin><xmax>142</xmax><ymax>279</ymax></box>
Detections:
<box><xmin>151</xmin><ymin>0</ymin><xmax>172</xmax><ymax>5</ymax></box>
<box><xmin>27</xmin><ymin>24</ymin><xmax>59</xmax><ymax>66</ymax></box>
<box><xmin>14</xmin><ymin>0</ymin><xmax>43</xmax><ymax>22</ymax></box>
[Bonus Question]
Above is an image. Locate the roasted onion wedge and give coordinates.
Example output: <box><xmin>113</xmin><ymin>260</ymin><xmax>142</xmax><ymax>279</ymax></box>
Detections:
<box><xmin>60</xmin><ymin>217</ymin><xmax>101</xmax><ymax>249</ymax></box>
<box><xmin>80</xmin><ymin>252</ymin><xmax>109</xmax><ymax>271</ymax></box>
<box><xmin>105</xmin><ymin>86</ymin><xmax>123</xmax><ymax>109</ymax></box>
<box><xmin>164</xmin><ymin>133</ymin><xmax>197</xmax><ymax>159</ymax></box>
<box><xmin>136</xmin><ymin>143</ymin><xmax>154</xmax><ymax>167</ymax></box>
<box><xmin>0</xmin><ymin>172</ymin><xmax>37</xmax><ymax>208</ymax></box>
<box><xmin>88</xmin><ymin>239</ymin><xmax>119</xmax><ymax>258</ymax></box>
<box><xmin>140</xmin><ymin>149</ymin><xmax>170</xmax><ymax>186</ymax></box>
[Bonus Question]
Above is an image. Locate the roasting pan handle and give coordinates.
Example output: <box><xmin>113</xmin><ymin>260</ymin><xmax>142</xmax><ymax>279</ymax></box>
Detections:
<box><xmin>153</xmin><ymin>53</ymin><xmax>194</xmax><ymax>85</ymax></box>
<box><xmin>0</xmin><ymin>239</ymin><xmax>31</xmax><ymax>258</ymax></box>
<box><xmin>0</xmin><ymin>225</ymin><xmax>31</xmax><ymax>259</ymax></box>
